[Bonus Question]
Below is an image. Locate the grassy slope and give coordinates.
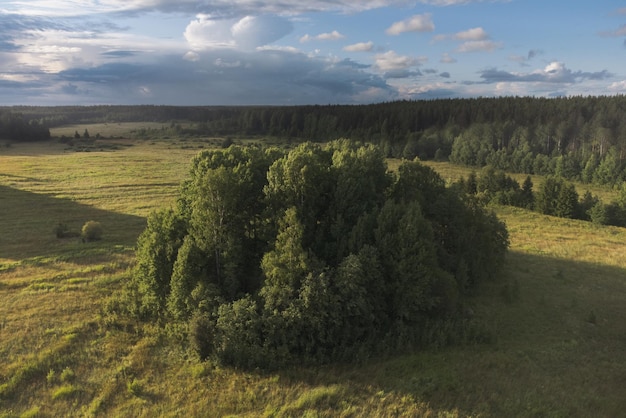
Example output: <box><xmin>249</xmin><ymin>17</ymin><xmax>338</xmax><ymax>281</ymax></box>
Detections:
<box><xmin>1</xmin><ymin>133</ymin><xmax>626</xmax><ymax>417</ymax></box>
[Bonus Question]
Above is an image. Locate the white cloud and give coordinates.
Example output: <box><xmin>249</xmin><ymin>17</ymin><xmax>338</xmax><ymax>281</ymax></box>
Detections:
<box><xmin>455</xmin><ymin>27</ymin><xmax>488</xmax><ymax>41</ymax></box>
<box><xmin>374</xmin><ymin>50</ymin><xmax>426</xmax><ymax>72</ymax></box>
<box><xmin>609</xmin><ymin>80</ymin><xmax>626</xmax><ymax>92</ymax></box>
<box><xmin>184</xmin><ymin>51</ymin><xmax>200</xmax><ymax>61</ymax></box>
<box><xmin>343</xmin><ymin>41</ymin><xmax>374</xmax><ymax>52</ymax></box>
<box><xmin>300</xmin><ymin>30</ymin><xmax>345</xmax><ymax>43</ymax></box>
<box><xmin>257</xmin><ymin>45</ymin><xmax>300</xmax><ymax>53</ymax></box>
<box><xmin>433</xmin><ymin>27</ymin><xmax>500</xmax><ymax>53</ymax></box>
<box><xmin>434</xmin><ymin>27</ymin><xmax>488</xmax><ymax>42</ymax></box>
<box><xmin>456</xmin><ymin>40</ymin><xmax>502</xmax><ymax>52</ymax></box>
<box><xmin>184</xmin><ymin>16</ymin><xmax>236</xmax><ymax>49</ymax></box>
<box><xmin>386</xmin><ymin>14</ymin><xmax>434</xmax><ymax>35</ymax></box>
<box><xmin>185</xmin><ymin>15</ymin><xmax>292</xmax><ymax>50</ymax></box>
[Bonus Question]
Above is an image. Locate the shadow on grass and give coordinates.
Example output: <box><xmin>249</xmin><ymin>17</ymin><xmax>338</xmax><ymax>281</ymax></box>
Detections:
<box><xmin>0</xmin><ymin>185</ymin><xmax>146</xmax><ymax>261</ymax></box>
<box><xmin>270</xmin><ymin>250</ymin><xmax>626</xmax><ymax>417</ymax></box>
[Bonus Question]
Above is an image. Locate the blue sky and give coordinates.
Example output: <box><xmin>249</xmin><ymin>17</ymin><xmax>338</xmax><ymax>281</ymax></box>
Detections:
<box><xmin>0</xmin><ymin>0</ymin><xmax>624</xmax><ymax>105</ymax></box>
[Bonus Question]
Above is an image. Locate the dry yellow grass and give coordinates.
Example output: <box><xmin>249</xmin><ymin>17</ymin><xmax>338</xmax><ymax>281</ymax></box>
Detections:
<box><xmin>1</xmin><ymin>136</ymin><xmax>626</xmax><ymax>417</ymax></box>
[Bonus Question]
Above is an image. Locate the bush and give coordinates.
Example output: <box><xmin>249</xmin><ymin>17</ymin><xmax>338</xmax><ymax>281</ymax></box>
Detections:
<box><xmin>81</xmin><ymin>221</ymin><xmax>103</xmax><ymax>242</ymax></box>
<box><xmin>54</xmin><ymin>222</ymin><xmax>69</xmax><ymax>238</ymax></box>
<box><xmin>189</xmin><ymin>312</ymin><xmax>215</xmax><ymax>360</ymax></box>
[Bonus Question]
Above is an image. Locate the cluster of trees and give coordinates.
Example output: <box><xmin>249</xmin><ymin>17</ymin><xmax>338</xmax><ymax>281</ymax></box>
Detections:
<box><xmin>457</xmin><ymin>167</ymin><xmax>626</xmax><ymax>227</ymax></box>
<box><xmin>123</xmin><ymin>141</ymin><xmax>508</xmax><ymax>368</ymax></box>
<box><xmin>448</xmin><ymin>121</ymin><xmax>626</xmax><ymax>186</ymax></box>
<box><xmin>0</xmin><ymin>110</ymin><xmax>50</xmax><ymax>142</ymax></box>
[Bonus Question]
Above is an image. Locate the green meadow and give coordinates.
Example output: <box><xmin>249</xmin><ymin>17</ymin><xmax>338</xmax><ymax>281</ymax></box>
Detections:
<box><xmin>1</xmin><ymin>128</ymin><xmax>626</xmax><ymax>417</ymax></box>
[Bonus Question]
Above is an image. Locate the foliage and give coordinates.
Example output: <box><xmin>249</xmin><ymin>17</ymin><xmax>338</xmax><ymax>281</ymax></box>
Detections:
<box><xmin>81</xmin><ymin>220</ymin><xmax>103</xmax><ymax>241</ymax></box>
<box><xmin>128</xmin><ymin>141</ymin><xmax>509</xmax><ymax>369</ymax></box>
<box><xmin>0</xmin><ymin>110</ymin><xmax>50</xmax><ymax>142</ymax></box>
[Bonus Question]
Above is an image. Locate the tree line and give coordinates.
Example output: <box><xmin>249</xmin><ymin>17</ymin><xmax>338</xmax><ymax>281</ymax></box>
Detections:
<box><xmin>119</xmin><ymin>141</ymin><xmax>509</xmax><ymax>369</ymax></box>
<box><xmin>9</xmin><ymin>96</ymin><xmax>626</xmax><ymax>184</ymax></box>
<box><xmin>0</xmin><ymin>110</ymin><xmax>50</xmax><ymax>142</ymax></box>
<box><xmin>457</xmin><ymin>167</ymin><xmax>626</xmax><ymax>227</ymax></box>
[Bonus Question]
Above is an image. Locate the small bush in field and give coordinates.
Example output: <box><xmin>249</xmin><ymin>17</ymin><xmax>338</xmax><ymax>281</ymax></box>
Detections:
<box><xmin>60</xmin><ymin>367</ymin><xmax>75</xmax><ymax>382</ymax></box>
<box><xmin>54</xmin><ymin>223</ymin><xmax>80</xmax><ymax>239</ymax></box>
<box><xmin>127</xmin><ymin>378</ymin><xmax>143</xmax><ymax>396</ymax></box>
<box><xmin>81</xmin><ymin>221</ymin><xmax>103</xmax><ymax>242</ymax></box>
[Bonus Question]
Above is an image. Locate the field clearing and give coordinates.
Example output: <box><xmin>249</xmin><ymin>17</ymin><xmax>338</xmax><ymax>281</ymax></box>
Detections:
<box><xmin>49</xmin><ymin>122</ymin><xmax>194</xmax><ymax>139</ymax></box>
<box><xmin>1</xmin><ymin>136</ymin><xmax>626</xmax><ymax>416</ymax></box>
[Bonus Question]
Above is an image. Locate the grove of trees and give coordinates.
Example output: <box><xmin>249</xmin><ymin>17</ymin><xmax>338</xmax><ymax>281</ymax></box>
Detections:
<box><xmin>456</xmin><ymin>167</ymin><xmax>626</xmax><ymax>227</ymax></box>
<box><xmin>123</xmin><ymin>141</ymin><xmax>509</xmax><ymax>369</ymax></box>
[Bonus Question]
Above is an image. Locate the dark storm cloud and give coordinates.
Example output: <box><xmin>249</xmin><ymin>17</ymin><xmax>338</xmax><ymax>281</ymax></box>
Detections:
<box><xmin>54</xmin><ymin>49</ymin><xmax>395</xmax><ymax>105</ymax></box>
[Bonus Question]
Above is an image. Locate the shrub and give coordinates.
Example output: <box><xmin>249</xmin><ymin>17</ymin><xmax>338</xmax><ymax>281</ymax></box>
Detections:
<box><xmin>189</xmin><ymin>312</ymin><xmax>214</xmax><ymax>360</ymax></box>
<box><xmin>127</xmin><ymin>379</ymin><xmax>143</xmax><ymax>396</ymax></box>
<box><xmin>60</xmin><ymin>367</ymin><xmax>75</xmax><ymax>382</ymax></box>
<box><xmin>54</xmin><ymin>223</ymin><xmax>69</xmax><ymax>238</ymax></box>
<box><xmin>81</xmin><ymin>221</ymin><xmax>103</xmax><ymax>242</ymax></box>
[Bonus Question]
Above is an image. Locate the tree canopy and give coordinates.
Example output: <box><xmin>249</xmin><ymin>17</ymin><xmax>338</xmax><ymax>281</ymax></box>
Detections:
<box><xmin>125</xmin><ymin>141</ymin><xmax>510</xmax><ymax>368</ymax></box>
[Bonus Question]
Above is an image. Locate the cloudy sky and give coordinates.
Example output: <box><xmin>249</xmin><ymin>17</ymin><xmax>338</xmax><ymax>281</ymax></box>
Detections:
<box><xmin>1</xmin><ymin>0</ymin><xmax>625</xmax><ymax>105</ymax></box>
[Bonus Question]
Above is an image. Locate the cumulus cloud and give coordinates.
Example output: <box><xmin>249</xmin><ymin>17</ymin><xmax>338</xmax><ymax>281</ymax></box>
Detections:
<box><xmin>386</xmin><ymin>14</ymin><xmax>435</xmax><ymax>35</ymax></box>
<box><xmin>300</xmin><ymin>30</ymin><xmax>345</xmax><ymax>43</ymax></box>
<box><xmin>479</xmin><ymin>61</ymin><xmax>612</xmax><ymax>84</ymax></box>
<box><xmin>343</xmin><ymin>41</ymin><xmax>374</xmax><ymax>52</ymax></box>
<box><xmin>608</xmin><ymin>80</ymin><xmax>626</xmax><ymax>92</ymax></box>
<box><xmin>456</xmin><ymin>40</ymin><xmax>502</xmax><ymax>52</ymax></box>
<box><xmin>374</xmin><ymin>51</ymin><xmax>427</xmax><ymax>72</ymax></box>
<box><xmin>433</xmin><ymin>27</ymin><xmax>503</xmax><ymax>53</ymax></box>
<box><xmin>433</xmin><ymin>27</ymin><xmax>501</xmax><ymax>52</ymax></box>
<box><xmin>434</xmin><ymin>27</ymin><xmax>488</xmax><ymax>42</ymax></box>
<box><xmin>185</xmin><ymin>14</ymin><xmax>292</xmax><ymax>50</ymax></box>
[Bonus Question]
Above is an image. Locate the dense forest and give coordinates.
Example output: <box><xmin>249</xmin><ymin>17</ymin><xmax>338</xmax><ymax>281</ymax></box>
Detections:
<box><xmin>119</xmin><ymin>141</ymin><xmax>509</xmax><ymax>369</ymax></box>
<box><xmin>7</xmin><ymin>95</ymin><xmax>626</xmax><ymax>184</ymax></box>
<box><xmin>0</xmin><ymin>110</ymin><xmax>50</xmax><ymax>142</ymax></box>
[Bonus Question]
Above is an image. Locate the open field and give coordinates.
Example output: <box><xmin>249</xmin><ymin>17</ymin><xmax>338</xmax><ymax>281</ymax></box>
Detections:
<box><xmin>1</xmin><ymin>134</ymin><xmax>626</xmax><ymax>416</ymax></box>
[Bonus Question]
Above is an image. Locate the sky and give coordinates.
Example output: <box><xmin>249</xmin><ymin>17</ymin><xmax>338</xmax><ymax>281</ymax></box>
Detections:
<box><xmin>0</xmin><ymin>0</ymin><xmax>625</xmax><ymax>106</ymax></box>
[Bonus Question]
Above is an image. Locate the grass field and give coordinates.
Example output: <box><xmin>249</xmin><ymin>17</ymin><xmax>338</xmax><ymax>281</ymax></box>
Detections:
<box><xmin>1</xmin><ymin>132</ymin><xmax>626</xmax><ymax>417</ymax></box>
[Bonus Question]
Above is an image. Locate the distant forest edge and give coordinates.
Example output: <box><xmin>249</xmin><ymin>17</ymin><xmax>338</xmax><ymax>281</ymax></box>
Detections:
<box><xmin>4</xmin><ymin>95</ymin><xmax>626</xmax><ymax>184</ymax></box>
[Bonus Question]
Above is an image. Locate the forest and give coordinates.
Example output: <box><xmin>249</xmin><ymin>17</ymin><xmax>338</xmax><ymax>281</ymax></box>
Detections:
<box><xmin>120</xmin><ymin>141</ymin><xmax>509</xmax><ymax>368</ymax></box>
<box><xmin>6</xmin><ymin>95</ymin><xmax>626</xmax><ymax>185</ymax></box>
<box><xmin>0</xmin><ymin>109</ymin><xmax>50</xmax><ymax>142</ymax></box>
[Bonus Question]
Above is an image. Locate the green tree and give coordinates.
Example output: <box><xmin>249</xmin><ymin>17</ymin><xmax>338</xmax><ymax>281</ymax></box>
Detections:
<box><xmin>260</xmin><ymin>207</ymin><xmax>317</xmax><ymax>313</ymax></box>
<box><xmin>536</xmin><ymin>177</ymin><xmax>579</xmax><ymax>219</ymax></box>
<box><xmin>520</xmin><ymin>175</ymin><xmax>534</xmax><ymax>209</ymax></box>
<box><xmin>130</xmin><ymin>209</ymin><xmax>187</xmax><ymax>319</ymax></box>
